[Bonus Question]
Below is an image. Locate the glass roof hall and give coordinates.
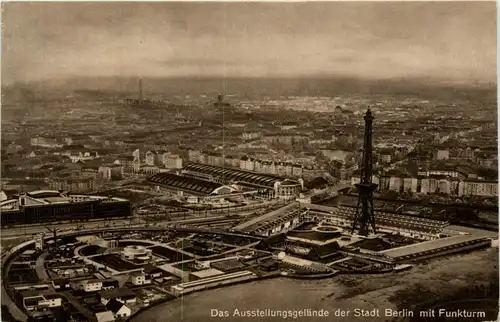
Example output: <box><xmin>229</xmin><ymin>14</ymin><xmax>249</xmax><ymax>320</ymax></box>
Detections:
<box><xmin>183</xmin><ymin>163</ymin><xmax>297</xmax><ymax>189</ymax></box>
<box><xmin>148</xmin><ymin>173</ymin><xmax>223</xmax><ymax>195</ymax></box>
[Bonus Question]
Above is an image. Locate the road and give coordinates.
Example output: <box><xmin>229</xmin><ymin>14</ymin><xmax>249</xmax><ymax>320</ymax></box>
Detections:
<box><xmin>1</xmin><ymin>246</ymin><xmax>29</xmax><ymax>322</ymax></box>
<box><xmin>35</xmin><ymin>251</ymin><xmax>50</xmax><ymax>281</ymax></box>
<box><xmin>0</xmin><ymin>211</ymin><xmax>259</xmax><ymax>238</ymax></box>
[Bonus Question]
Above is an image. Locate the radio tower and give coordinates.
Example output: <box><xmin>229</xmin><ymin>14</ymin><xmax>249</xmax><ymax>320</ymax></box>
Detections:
<box><xmin>351</xmin><ymin>108</ymin><xmax>378</xmax><ymax>236</ymax></box>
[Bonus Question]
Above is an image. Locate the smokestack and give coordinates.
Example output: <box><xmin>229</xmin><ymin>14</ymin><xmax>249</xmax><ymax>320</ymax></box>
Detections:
<box><xmin>139</xmin><ymin>78</ymin><xmax>143</xmax><ymax>101</ymax></box>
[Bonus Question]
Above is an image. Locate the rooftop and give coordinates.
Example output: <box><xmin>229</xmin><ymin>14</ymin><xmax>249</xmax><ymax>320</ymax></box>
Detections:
<box><xmin>184</xmin><ymin>163</ymin><xmax>282</xmax><ymax>188</ymax></box>
<box><xmin>234</xmin><ymin>202</ymin><xmax>301</xmax><ymax>232</ymax></box>
<box><xmin>99</xmin><ymin>288</ymin><xmax>136</xmax><ymax>299</ymax></box>
<box><xmin>379</xmin><ymin>235</ymin><xmax>489</xmax><ymax>258</ymax></box>
<box><xmin>27</xmin><ymin>190</ymin><xmax>62</xmax><ymax>198</ymax></box>
<box><xmin>148</xmin><ymin>173</ymin><xmax>223</xmax><ymax>195</ymax></box>
<box><xmin>106</xmin><ymin>299</ymin><xmax>126</xmax><ymax>313</ymax></box>
<box><xmin>96</xmin><ymin>311</ymin><xmax>115</xmax><ymax>322</ymax></box>
<box><xmin>190</xmin><ymin>268</ymin><xmax>224</xmax><ymax>278</ymax></box>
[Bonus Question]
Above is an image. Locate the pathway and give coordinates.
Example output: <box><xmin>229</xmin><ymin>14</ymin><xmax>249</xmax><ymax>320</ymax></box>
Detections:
<box><xmin>35</xmin><ymin>251</ymin><xmax>50</xmax><ymax>281</ymax></box>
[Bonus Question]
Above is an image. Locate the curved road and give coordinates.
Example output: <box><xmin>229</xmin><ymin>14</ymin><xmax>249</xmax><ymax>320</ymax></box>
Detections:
<box><xmin>35</xmin><ymin>252</ymin><xmax>50</xmax><ymax>281</ymax></box>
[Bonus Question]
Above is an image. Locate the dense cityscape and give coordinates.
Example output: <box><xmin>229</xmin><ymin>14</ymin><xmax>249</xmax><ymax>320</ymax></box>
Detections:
<box><xmin>1</xmin><ymin>2</ymin><xmax>498</xmax><ymax>322</ymax></box>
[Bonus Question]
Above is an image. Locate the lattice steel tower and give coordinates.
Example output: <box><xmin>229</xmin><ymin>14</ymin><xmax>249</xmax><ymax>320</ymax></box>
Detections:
<box><xmin>351</xmin><ymin>108</ymin><xmax>378</xmax><ymax>236</ymax></box>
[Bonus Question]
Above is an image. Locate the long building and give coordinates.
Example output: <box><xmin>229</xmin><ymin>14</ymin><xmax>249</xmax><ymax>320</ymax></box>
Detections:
<box><xmin>353</xmin><ymin>174</ymin><xmax>498</xmax><ymax>197</ymax></box>
<box><xmin>0</xmin><ymin>190</ymin><xmax>131</xmax><ymax>227</ymax></box>
<box><xmin>170</xmin><ymin>271</ymin><xmax>257</xmax><ymax>296</ymax></box>
<box><xmin>147</xmin><ymin>173</ymin><xmax>235</xmax><ymax>196</ymax></box>
<box><xmin>379</xmin><ymin>235</ymin><xmax>492</xmax><ymax>262</ymax></box>
<box><xmin>182</xmin><ymin>163</ymin><xmax>302</xmax><ymax>199</ymax></box>
<box><xmin>303</xmin><ymin>203</ymin><xmax>448</xmax><ymax>240</ymax></box>
<box><xmin>234</xmin><ymin>202</ymin><xmax>307</xmax><ymax>236</ymax></box>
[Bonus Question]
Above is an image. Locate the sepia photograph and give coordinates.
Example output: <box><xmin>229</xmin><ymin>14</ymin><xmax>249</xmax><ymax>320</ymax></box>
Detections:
<box><xmin>1</xmin><ymin>1</ymin><xmax>498</xmax><ymax>322</ymax></box>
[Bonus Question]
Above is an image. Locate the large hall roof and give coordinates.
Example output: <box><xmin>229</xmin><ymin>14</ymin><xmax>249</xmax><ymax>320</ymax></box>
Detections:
<box><xmin>148</xmin><ymin>173</ymin><xmax>222</xmax><ymax>195</ymax></box>
<box><xmin>183</xmin><ymin>163</ymin><xmax>283</xmax><ymax>188</ymax></box>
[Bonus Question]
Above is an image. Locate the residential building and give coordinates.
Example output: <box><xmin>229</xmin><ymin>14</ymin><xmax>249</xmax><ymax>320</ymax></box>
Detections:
<box><xmin>116</xmin><ymin>156</ymin><xmax>139</xmax><ymax>174</ymax></box>
<box><xmin>30</xmin><ymin>137</ymin><xmax>63</xmax><ymax>148</ymax></box>
<box><xmin>144</xmin><ymin>264</ymin><xmax>164</xmax><ymax>280</ymax></box>
<box><xmin>402</xmin><ymin>177</ymin><xmax>413</xmax><ymax>193</ymax></box>
<box><xmin>351</xmin><ymin>175</ymin><xmax>380</xmax><ymax>188</ymax></box>
<box><xmin>424</xmin><ymin>168</ymin><xmax>467</xmax><ymax>180</ymax></box>
<box><xmin>163</xmin><ymin>153</ymin><xmax>183</xmax><ymax>169</ymax></box>
<box><xmin>0</xmin><ymin>191</ymin><xmax>8</xmax><ymax>202</ymax></box>
<box><xmin>106</xmin><ymin>299</ymin><xmax>132</xmax><ymax>319</ymax></box>
<box><xmin>51</xmin><ymin>279</ymin><xmax>71</xmax><ymax>291</ymax></box>
<box><xmin>145</xmin><ymin>151</ymin><xmax>156</xmax><ymax>166</ymax></box>
<box><xmin>280</xmin><ymin>124</ymin><xmax>298</xmax><ymax>131</ymax></box>
<box><xmin>379</xmin><ymin>154</ymin><xmax>392</xmax><ymax>164</ymax></box>
<box><xmin>239</xmin><ymin>156</ymin><xmax>255</xmax><ymax>171</ymax></box>
<box><xmin>437</xmin><ymin>178</ymin><xmax>451</xmax><ymax>195</ymax></box>
<box><xmin>458</xmin><ymin>180</ymin><xmax>498</xmax><ymax>197</ymax></box>
<box><xmin>132</xmin><ymin>149</ymin><xmax>140</xmax><ymax>161</ymax></box>
<box><xmin>130</xmin><ymin>271</ymin><xmax>151</xmax><ymax>285</ymax></box>
<box><xmin>64</xmin><ymin>137</ymin><xmax>73</xmax><ymax>145</ymax></box>
<box><xmin>96</xmin><ymin>311</ymin><xmax>115</xmax><ymax>322</ymax></box>
<box><xmin>241</xmin><ymin>132</ymin><xmax>262</xmax><ymax>140</ymax></box>
<box><xmin>389</xmin><ymin>176</ymin><xmax>402</xmax><ymax>192</ymax></box>
<box><xmin>99</xmin><ymin>165</ymin><xmax>124</xmax><ymax>181</ymax></box>
<box><xmin>102</xmin><ymin>279</ymin><xmax>119</xmax><ymax>290</ymax></box>
<box><xmin>263</xmin><ymin>134</ymin><xmax>309</xmax><ymax>145</ymax></box>
<box><xmin>21</xmin><ymin>292</ymin><xmax>62</xmax><ymax>311</ymax></box>
<box><xmin>139</xmin><ymin>165</ymin><xmax>160</xmax><ymax>176</ymax></box>
<box><xmin>71</xmin><ymin>279</ymin><xmax>103</xmax><ymax>292</ymax></box>
<box><xmin>188</xmin><ymin>150</ymin><xmax>203</xmax><ymax>163</ymax></box>
<box><xmin>81</xmin><ymin>164</ymin><xmax>100</xmax><ymax>177</ymax></box>
<box><xmin>420</xmin><ymin>178</ymin><xmax>430</xmax><ymax>194</ymax></box>
<box><xmin>436</xmin><ymin>149</ymin><xmax>450</xmax><ymax>160</ymax></box>
<box><xmin>99</xmin><ymin>288</ymin><xmax>137</xmax><ymax>305</ymax></box>
<box><xmin>378</xmin><ymin>175</ymin><xmax>390</xmax><ymax>192</ymax></box>
<box><xmin>65</xmin><ymin>151</ymin><xmax>99</xmax><ymax>163</ymax></box>
<box><xmin>292</xmin><ymin>164</ymin><xmax>303</xmax><ymax>177</ymax></box>
<box><xmin>49</xmin><ymin>176</ymin><xmax>96</xmax><ymax>193</ymax></box>
<box><xmin>465</xmin><ymin>147</ymin><xmax>475</xmax><ymax>160</ymax></box>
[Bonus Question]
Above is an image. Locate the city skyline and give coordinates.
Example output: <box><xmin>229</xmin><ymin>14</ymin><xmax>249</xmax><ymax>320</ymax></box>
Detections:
<box><xmin>2</xmin><ymin>1</ymin><xmax>496</xmax><ymax>85</ymax></box>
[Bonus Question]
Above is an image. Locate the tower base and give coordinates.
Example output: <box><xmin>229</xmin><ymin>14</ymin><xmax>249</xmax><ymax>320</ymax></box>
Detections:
<box><xmin>351</xmin><ymin>183</ymin><xmax>378</xmax><ymax>236</ymax></box>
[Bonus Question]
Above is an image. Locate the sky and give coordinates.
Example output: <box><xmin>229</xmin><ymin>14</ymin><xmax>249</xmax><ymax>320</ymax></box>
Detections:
<box><xmin>2</xmin><ymin>1</ymin><xmax>497</xmax><ymax>85</ymax></box>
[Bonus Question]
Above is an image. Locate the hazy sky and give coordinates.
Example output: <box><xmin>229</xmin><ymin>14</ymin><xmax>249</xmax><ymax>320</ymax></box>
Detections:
<box><xmin>2</xmin><ymin>2</ymin><xmax>496</xmax><ymax>85</ymax></box>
